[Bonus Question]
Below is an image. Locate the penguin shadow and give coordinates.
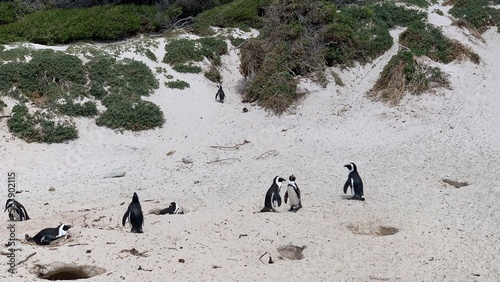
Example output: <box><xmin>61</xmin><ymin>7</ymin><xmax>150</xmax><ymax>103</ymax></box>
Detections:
<box><xmin>340</xmin><ymin>195</ymin><xmax>365</xmax><ymax>201</ymax></box>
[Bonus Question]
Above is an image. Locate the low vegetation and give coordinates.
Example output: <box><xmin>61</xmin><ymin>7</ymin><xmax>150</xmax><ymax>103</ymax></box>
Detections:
<box><xmin>0</xmin><ymin>46</ymin><xmax>162</xmax><ymax>142</ymax></box>
<box><xmin>369</xmin><ymin>50</ymin><xmax>450</xmax><ymax>104</ymax></box>
<box><xmin>165</xmin><ymin>80</ymin><xmax>190</xmax><ymax>89</ymax></box>
<box><xmin>446</xmin><ymin>0</ymin><xmax>500</xmax><ymax>33</ymax></box>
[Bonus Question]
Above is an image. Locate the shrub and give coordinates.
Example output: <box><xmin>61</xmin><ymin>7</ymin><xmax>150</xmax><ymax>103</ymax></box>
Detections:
<box><xmin>144</xmin><ymin>49</ymin><xmax>157</xmax><ymax>61</ymax></box>
<box><xmin>96</xmin><ymin>99</ymin><xmax>164</xmax><ymax>131</ymax></box>
<box><xmin>400</xmin><ymin>0</ymin><xmax>437</xmax><ymax>8</ymax></box>
<box><xmin>0</xmin><ymin>99</ymin><xmax>6</xmax><ymax>112</ymax></box>
<box><xmin>57</xmin><ymin>100</ymin><xmax>98</xmax><ymax>117</ymax></box>
<box><xmin>0</xmin><ymin>2</ymin><xmax>17</xmax><ymax>25</ymax></box>
<box><xmin>369</xmin><ymin>50</ymin><xmax>450</xmax><ymax>104</ymax></box>
<box><xmin>204</xmin><ymin>64</ymin><xmax>222</xmax><ymax>83</ymax></box>
<box><xmin>447</xmin><ymin>0</ymin><xmax>500</xmax><ymax>33</ymax></box>
<box><xmin>194</xmin><ymin>0</ymin><xmax>268</xmax><ymax>35</ymax></box>
<box><xmin>0</xmin><ymin>4</ymin><xmax>164</xmax><ymax>45</ymax></box>
<box><xmin>165</xmin><ymin>80</ymin><xmax>190</xmax><ymax>89</ymax></box>
<box><xmin>163</xmin><ymin>36</ymin><xmax>227</xmax><ymax>65</ymax></box>
<box><xmin>7</xmin><ymin>104</ymin><xmax>78</xmax><ymax>143</ymax></box>
<box><xmin>399</xmin><ymin>21</ymin><xmax>480</xmax><ymax>64</ymax></box>
<box><xmin>173</xmin><ymin>63</ymin><xmax>202</xmax><ymax>73</ymax></box>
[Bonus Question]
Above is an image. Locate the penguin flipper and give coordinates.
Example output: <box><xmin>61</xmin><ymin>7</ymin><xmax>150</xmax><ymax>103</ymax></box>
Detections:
<box><xmin>284</xmin><ymin>191</ymin><xmax>288</xmax><ymax>204</ymax></box>
<box><xmin>343</xmin><ymin>179</ymin><xmax>351</xmax><ymax>194</ymax></box>
<box><xmin>122</xmin><ymin>210</ymin><xmax>130</xmax><ymax>226</ymax></box>
<box><xmin>273</xmin><ymin>193</ymin><xmax>282</xmax><ymax>207</ymax></box>
<box><xmin>19</xmin><ymin>204</ymin><xmax>29</xmax><ymax>220</ymax></box>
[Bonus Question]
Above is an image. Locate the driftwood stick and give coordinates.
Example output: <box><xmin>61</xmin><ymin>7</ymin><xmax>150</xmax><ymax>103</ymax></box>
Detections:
<box><xmin>0</xmin><ymin>115</ymin><xmax>11</xmax><ymax>119</ymax></box>
<box><xmin>17</xmin><ymin>252</ymin><xmax>36</xmax><ymax>265</ymax></box>
<box><xmin>68</xmin><ymin>243</ymin><xmax>89</xmax><ymax>247</ymax></box>
<box><xmin>259</xmin><ymin>252</ymin><xmax>268</xmax><ymax>264</ymax></box>
<box><xmin>210</xmin><ymin>140</ymin><xmax>250</xmax><ymax>150</ymax></box>
<box><xmin>256</xmin><ymin>150</ymin><xmax>277</xmax><ymax>160</ymax></box>
<box><xmin>206</xmin><ymin>158</ymin><xmax>241</xmax><ymax>164</ymax></box>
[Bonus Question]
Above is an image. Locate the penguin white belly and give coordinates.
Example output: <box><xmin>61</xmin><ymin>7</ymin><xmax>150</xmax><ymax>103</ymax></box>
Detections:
<box><xmin>287</xmin><ymin>186</ymin><xmax>300</xmax><ymax>206</ymax></box>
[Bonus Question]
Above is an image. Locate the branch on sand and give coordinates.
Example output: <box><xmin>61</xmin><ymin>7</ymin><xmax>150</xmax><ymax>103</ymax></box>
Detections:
<box><xmin>209</xmin><ymin>140</ymin><xmax>251</xmax><ymax>150</ymax></box>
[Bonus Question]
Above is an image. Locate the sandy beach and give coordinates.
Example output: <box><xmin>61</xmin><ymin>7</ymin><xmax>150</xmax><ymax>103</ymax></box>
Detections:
<box><xmin>1</xmin><ymin>2</ymin><xmax>499</xmax><ymax>281</ymax></box>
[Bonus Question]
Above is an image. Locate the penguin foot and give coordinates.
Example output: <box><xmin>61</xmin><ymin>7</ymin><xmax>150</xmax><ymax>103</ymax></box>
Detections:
<box><xmin>260</xmin><ymin>207</ymin><xmax>275</xmax><ymax>213</ymax></box>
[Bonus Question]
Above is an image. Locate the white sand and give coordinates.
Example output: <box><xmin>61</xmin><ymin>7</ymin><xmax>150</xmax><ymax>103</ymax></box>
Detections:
<box><xmin>1</xmin><ymin>2</ymin><xmax>500</xmax><ymax>281</ymax></box>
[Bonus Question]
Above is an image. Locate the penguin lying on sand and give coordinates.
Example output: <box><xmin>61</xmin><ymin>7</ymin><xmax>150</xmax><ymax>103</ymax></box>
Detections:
<box><xmin>284</xmin><ymin>175</ymin><xmax>302</xmax><ymax>212</ymax></box>
<box><xmin>343</xmin><ymin>162</ymin><xmax>365</xmax><ymax>201</ymax></box>
<box><xmin>26</xmin><ymin>223</ymin><xmax>72</xmax><ymax>245</ymax></box>
<box><xmin>122</xmin><ymin>192</ymin><xmax>144</xmax><ymax>233</ymax></box>
<box><xmin>260</xmin><ymin>176</ymin><xmax>285</xmax><ymax>212</ymax></box>
<box><xmin>159</xmin><ymin>202</ymin><xmax>181</xmax><ymax>215</ymax></box>
<box><xmin>5</xmin><ymin>199</ymin><xmax>30</xmax><ymax>221</ymax></box>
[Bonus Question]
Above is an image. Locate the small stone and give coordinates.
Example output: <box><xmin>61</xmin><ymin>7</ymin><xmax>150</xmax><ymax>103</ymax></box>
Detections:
<box><xmin>182</xmin><ymin>157</ymin><xmax>193</xmax><ymax>164</ymax></box>
<box><xmin>48</xmin><ymin>186</ymin><xmax>55</xmax><ymax>192</ymax></box>
<box><xmin>178</xmin><ymin>258</ymin><xmax>185</xmax><ymax>263</ymax></box>
<box><xmin>86</xmin><ymin>250</ymin><xmax>91</xmax><ymax>254</ymax></box>
<box><xmin>242</xmin><ymin>107</ymin><xmax>248</xmax><ymax>113</ymax></box>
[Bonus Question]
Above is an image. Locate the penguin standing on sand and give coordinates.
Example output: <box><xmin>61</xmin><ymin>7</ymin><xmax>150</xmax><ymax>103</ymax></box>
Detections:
<box><xmin>159</xmin><ymin>202</ymin><xmax>180</xmax><ymax>215</ymax></box>
<box><xmin>260</xmin><ymin>176</ymin><xmax>285</xmax><ymax>212</ymax></box>
<box><xmin>26</xmin><ymin>223</ymin><xmax>72</xmax><ymax>245</ymax></box>
<box><xmin>215</xmin><ymin>85</ymin><xmax>225</xmax><ymax>103</ymax></box>
<box><xmin>122</xmin><ymin>192</ymin><xmax>144</xmax><ymax>233</ymax></box>
<box><xmin>4</xmin><ymin>199</ymin><xmax>30</xmax><ymax>221</ymax></box>
<box><xmin>284</xmin><ymin>175</ymin><xmax>302</xmax><ymax>212</ymax></box>
<box><xmin>343</xmin><ymin>162</ymin><xmax>365</xmax><ymax>201</ymax></box>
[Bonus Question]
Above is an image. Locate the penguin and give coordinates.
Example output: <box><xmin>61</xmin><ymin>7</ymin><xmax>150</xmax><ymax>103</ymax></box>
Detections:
<box><xmin>343</xmin><ymin>162</ymin><xmax>365</xmax><ymax>201</ymax></box>
<box><xmin>260</xmin><ymin>176</ymin><xmax>285</xmax><ymax>212</ymax></box>
<box><xmin>26</xmin><ymin>223</ymin><xmax>72</xmax><ymax>245</ymax></box>
<box><xmin>215</xmin><ymin>85</ymin><xmax>225</xmax><ymax>103</ymax></box>
<box><xmin>159</xmin><ymin>202</ymin><xmax>180</xmax><ymax>215</ymax></box>
<box><xmin>284</xmin><ymin>175</ymin><xmax>302</xmax><ymax>212</ymax></box>
<box><xmin>122</xmin><ymin>192</ymin><xmax>144</xmax><ymax>233</ymax></box>
<box><xmin>4</xmin><ymin>199</ymin><xmax>30</xmax><ymax>221</ymax></box>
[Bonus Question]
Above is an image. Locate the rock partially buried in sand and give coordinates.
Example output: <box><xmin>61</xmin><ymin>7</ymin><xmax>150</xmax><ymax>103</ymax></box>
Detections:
<box><xmin>103</xmin><ymin>169</ymin><xmax>126</xmax><ymax>179</ymax></box>
<box><xmin>277</xmin><ymin>245</ymin><xmax>305</xmax><ymax>260</ymax></box>
<box><xmin>182</xmin><ymin>157</ymin><xmax>193</xmax><ymax>164</ymax></box>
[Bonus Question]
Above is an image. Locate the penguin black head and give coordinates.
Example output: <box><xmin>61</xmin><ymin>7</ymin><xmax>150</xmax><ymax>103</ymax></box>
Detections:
<box><xmin>132</xmin><ymin>192</ymin><xmax>139</xmax><ymax>203</ymax></box>
<box><xmin>59</xmin><ymin>224</ymin><xmax>73</xmax><ymax>232</ymax></box>
<box><xmin>4</xmin><ymin>199</ymin><xmax>15</xmax><ymax>212</ymax></box>
<box><xmin>289</xmin><ymin>175</ymin><xmax>296</xmax><ymax>182</ymax></box>
<box><xmin>344</xmin><ymin>162</ymin><xmax>357</xmax><ymax>172</ymax></box>
<box><xmin>273</xmin><ymin>176</ymin><xmax>286</xmax><ymax>187</ymax></box>
<box><xmin>170</xmin><ymin>202</ymin><xmax>176</xmax><ymax>207</ymax></box>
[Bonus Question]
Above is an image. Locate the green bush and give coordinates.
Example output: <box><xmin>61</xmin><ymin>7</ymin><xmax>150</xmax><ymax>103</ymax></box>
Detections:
<box><xmin>144</xmin><ymin>49</ymin><xmax>157</xmax><ymax>61</ymax></box>
<box><xmin>96</xmin><ymin>99</ymin><xmax>164</xmax><ymax>131</ymax></box>
<box><xmin>173</xmin><ymin>63</ymin><xmax>202</xmax><ymax>73</ymax></box>
<box><xmin>57</xmin><ymin>100</ymin><xmax>98</xmax><ymax>117</ymax></box>
<box><xmin>163</xmin><ymin>36</ymin><xmax>227</xmax><ymax>65</ymax></box>
<box><xmin>400</xmin><ymin>21</ymin><xmax>479</xmax><ymax>64</ymax></box>
<box><xmin>0</xmin><ymin>2</ymin><xmax>17</xmax><ymax>25</ymax></box>
<box><xmin>448</xmin><ymin>0</ymin><xmax>500</xmax><ymax>33</ymax></box>
<box><xmin>0</xmin><ymin>5</ymin><xmax>163</xmax><ymax>45</ymax></box>
<box><xmin>165</xmin><ymin>80</ymin><xmax>190</xmax><ymax>89</ymax></box>
<box><xmin>194</xmin><ymin>0</ymin><xmax>268</xmax><ymax>35</ymax></box>
<box><xmin>400</xmin><ymin>0</ymin><xmax>436</xmax><ymax>8</ymax></box>
<box><xmin>7</xmin><ymin>104</ymin><xmax>78</xmax><ymax>143</ymax></box>
<box><xmin>0</xmin><ymin>99</ymin><xmax>6</xmax><ymax>112</ymax></box>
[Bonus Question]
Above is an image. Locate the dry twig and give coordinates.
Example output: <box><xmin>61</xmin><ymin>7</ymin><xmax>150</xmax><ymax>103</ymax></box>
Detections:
<box><xmin>17</xmin><ymin>252</ymin><xmax>36</xmax><ymax>265</ymax></box>
<box><xmin>209</xmin><ymin>140</ymin><xmax>250</xmax><ymax>150</ymax></box>
<box><xmin>206</xmin><ymin>158</ymin><xmax>241</xmax><ymax>164</ymax></box>
<box><xmin>256</xmin><ymin>150</ymin><xmax>277</xmax><ymax>160</ymax></box>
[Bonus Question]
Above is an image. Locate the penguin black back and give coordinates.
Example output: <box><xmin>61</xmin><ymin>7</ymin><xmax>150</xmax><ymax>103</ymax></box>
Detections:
<box><xmin>159</xmin><ymin>202</ymin><xmax>179</xmax><ymax>215</ymax></box>
<box><xmin>26</xmin><ymin>224</ymin><xmax>72</xmax><ymax>245</ymax></box>
<box><xmin>4</xmin><ymin>199</ymin><xmax>30</xmax><ymax>221</ymax></box>
<box><xmin>343</xmin><ymin>162</ymin><xmax>364</xmax><ymax>201</ymax></box>
<box><xmin>122</xmin><ymin>192</ymin><xmax>144</xmax><ymax>233</ymax></box>
<box><xmin>260</xmin><ymin>176</ymin><xmax>285</xmax><ymax>212</ymax></box>
<box><xmin>215</xmin><ymin>85</ymin><xmax>225</xmax><ymax>103</ymax></box>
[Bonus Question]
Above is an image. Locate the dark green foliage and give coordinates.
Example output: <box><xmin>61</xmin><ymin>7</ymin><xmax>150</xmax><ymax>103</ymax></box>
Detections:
<box><xmin>165</xmin><ymin>80</ymin><xmax>190</xmax><ymax>89</ymax></box>
<box><xmin>400</xmin><ymin>0</ymin><xmax>435</xmax><ymax>8</ymax></box>
<box><xmin>7</xmin><ymin>104</ymin><xmax>78</xmax><ymax>143</ymax></box>
<box><xmin>447</xmin><ymin>0</ymin><xmax>500</xmax><ymax>33</ymax></box>
<box><xmin>144</xmin><ymin>49</ymin><xmax>157</xmax><ymax>61</ymax></box>
<box><xmin>57</xmin><ymin>100</ymin><xmax>98</xmax><ymax>117</ymax></box>
<box><xmin>194</xmin><ymin>0</ymin><xmax>268</xmax><ymax>35</ymax></box>
<box><xmin>96</xmin><ymin>99</ymin><xmax>164</xmax><ymax>131</ymax></box>
<box><xmin>400</xmin><ymin>21</ymin><xmax>479</xmax><ymax>64</ymax></box>
<box><xmin>229</xmin><ymin>36</ymin><xmax>245</xmax><ymax>47</ymax></box>
<box><xmin>0</xmin><ymin>98</ymin><xmax>6</xmax><ymax>111</ymax></box>
<box><xmin>173</xmin><ymin>63</ymin><xmax>202</xmax><ymax>73</ymax></box>
<box><xmin>0</xmin><ymin>5</ymin><xmax>164</xmax><ymax>45</ymax></box>
<box><xmin>244</xmin><ymin>71</ymin><xmax>298</xmax><ymax>113</ymax></box>
<box><xmin>0</xmin><ymin>46</ymin><xmax>32</xmax><ymax>62</ymax></box>
<box><xmin>0</xmin><ymin>2</ymin><xmax>17</xmax><ymax>25</ymax></box>
<box><xmin>163</xmin><ymin>36</ymin><xmax>227</xmax><ymax>65</ymax></box>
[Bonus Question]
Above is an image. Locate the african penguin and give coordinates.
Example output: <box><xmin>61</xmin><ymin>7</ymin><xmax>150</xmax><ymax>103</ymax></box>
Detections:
<box><xmin>215</xmin><ymin>85</ymin><xmax>225</xmax><ymax>103</ymax></box>
<box><xmin>260</xmin><ymin>176</ymin><xmax>285</xmax><ymax>212</ymax></box>
<box><xmin>343</xmin><ymin>162</ymin><xmax>365</xmax><ymax>201</ymax></box>
<box><xmin>26</xmin><ymin>224</ymin><xmax>72</xmax><ymax>245</ymax></box>
<box><xmin>159</xmin><ymin>202</ymin><xmax>180</xmax><ymax>215</ymax></box>
<box><xmin>122</xmin><ymin>192</ymin><xmax>144</xmax><ymax>233</ymax></box>
<box><xmin>284</xmin><ymin>175</ymin><xmax>302</xmax><ymax>212</ymax></box>
<box><xmin>4</xmin><ymin>199</ymin><xmax>30</xmax><ymax>221</ymax></box>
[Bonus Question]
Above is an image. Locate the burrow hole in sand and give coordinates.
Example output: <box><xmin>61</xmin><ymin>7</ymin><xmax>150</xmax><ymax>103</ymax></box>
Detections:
<box><xmin>36</xmin><ymin>263</ymin><xmax>106</xmax><ymax>280</ymax></box>
<box><xmin>347</xmin><ymin>224</ymin><xmax>399</xmax><ymax>236</ymax></box>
